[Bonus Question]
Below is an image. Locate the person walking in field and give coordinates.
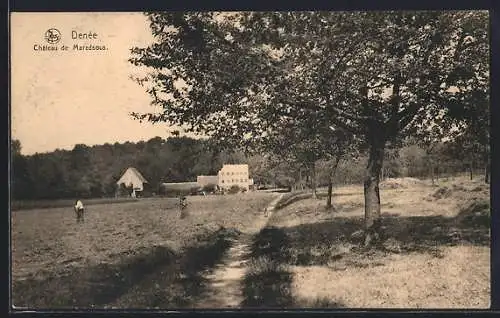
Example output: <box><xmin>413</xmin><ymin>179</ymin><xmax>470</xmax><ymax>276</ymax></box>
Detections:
<box><xmin>179</xmin><ymin>196</ymin><xmax>188</xmax><ymax>219</ymax></box>
<box><xmin>74</xmin><ymin>199</ymin><xmax>85</xmax><ymax>223</ymax></box>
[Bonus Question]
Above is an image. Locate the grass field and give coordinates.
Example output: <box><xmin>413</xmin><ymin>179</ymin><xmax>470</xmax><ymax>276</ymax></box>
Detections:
<box><xmin>11</xmin><ymin>192</ymin><xmax>276</xmax><ymax>309</ymax></box>
<box><xmin>10</xmin><ymin>197</ymin><xmax>140</xmax><ymax>211</ymax></box>
<box><xmin>242</xmin><ymin>176</ymin><xmax>490</xmax><ymax>308</ymax></box>
<box><xmin>11</xmin><ymin>176</ymin><xmax>490</xmax><ymax>309</ymax></box>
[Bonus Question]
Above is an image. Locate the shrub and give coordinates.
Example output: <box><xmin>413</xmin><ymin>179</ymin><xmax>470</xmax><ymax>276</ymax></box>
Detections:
<box><xmin>431</xmin><ymin>186</ymin><xmax>452</xmax><ymax>199</ymax></box>
<box><xmin>189</xmin><ymin>186</ymin><xmax>202</xmax><ymax>195</ymax></box>
<box><xmin>116</xmin><ymin>183</ymin><xmax>134</xmax><ymax>198</ymax></box>
<box><xmin>227</xmin><ymin>185</ymin><xmax>241</xmax><ymax>194</ymax></box>
<box><xmin>456</xmin><ymin>199</ymin><xmax>490</xmax><ymax>228</ymax></box>
<box><xmin>162</xmin><ymin>188</ymin><xmax>191</xmax><ymax>198</ymax></box>
<box><xmin>202</xmin><ymin>183</ymin><xmax>217</xmax><ymax>193</ymax></box>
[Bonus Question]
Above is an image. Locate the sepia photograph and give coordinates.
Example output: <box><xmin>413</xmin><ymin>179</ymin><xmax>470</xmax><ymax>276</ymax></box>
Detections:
<box><xmin>10</xmin><ymin>11</ymin><xmax>490</xmax><ymax>310</ymax></box>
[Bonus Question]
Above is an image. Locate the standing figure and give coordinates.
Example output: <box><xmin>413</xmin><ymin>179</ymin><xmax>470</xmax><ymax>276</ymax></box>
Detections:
<box><xmin>74</xmin><ymin>199</ymin><xmax>85</xmax><ymax>223</ymax></box>
<box><xmin>179</xmin><ymin>196</ymin><xmax>188</xmax><ymax>219</ymax></box>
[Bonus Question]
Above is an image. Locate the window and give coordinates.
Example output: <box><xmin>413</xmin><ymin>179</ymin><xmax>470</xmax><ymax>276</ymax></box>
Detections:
<box><xmin>221</xmin><ymin>180</ymin><xmax>224</xmax><ymax>183</ymax></box>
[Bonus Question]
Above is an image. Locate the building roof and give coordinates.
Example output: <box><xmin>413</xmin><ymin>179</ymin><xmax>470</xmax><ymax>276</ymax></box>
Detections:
<box><xmin>222</xmin><ymin>164</ymin><xmax>248</xmax><ymax>167</ymax></box>
<box><xmin>124</xmin><ymin>167</ymin><xmax>148</xmax><ymax>183</ymax></box>
<box><xmin>161</xmin><ymin>182</ymin><xmax>200</xmax><ymax>191</ymax></box>
<box><xmin>220</xmin><ymin>164</ymin><xmax>249</xmax><ymax>169</ymax></box>
<box><xmin>197</xmin><ymin>175</ymin><xmax>219</xmax><ymax>180</ymax></box>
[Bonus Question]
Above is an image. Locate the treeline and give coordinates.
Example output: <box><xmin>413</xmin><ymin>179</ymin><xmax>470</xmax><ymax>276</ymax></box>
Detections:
<box><xmin>11</xmin><ymin>134</ymin><xmax>488</xmax><ymax>201</ymax></box>
<box><xmin>10</xmin><ymin>137</ymin><xmax>246</xmax><ymax>201</ymax></box>
<box><xmin>249</xmin><ymin>139</ymin><xmax>489</xmax><ymax>189</ymax></box>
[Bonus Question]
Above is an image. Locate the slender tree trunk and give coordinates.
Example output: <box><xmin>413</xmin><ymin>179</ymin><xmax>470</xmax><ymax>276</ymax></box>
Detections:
<box><xmin>311</xmin><ymin>163</ymin><xmax>317</xmax><ymax>199</ymax></box>
<box><xmin>430</xmin><ymin>161</ymin><xmax>435</xmax><ymax>185</ymax></box>
<box><xmin>469</xmin><ymin>162</ymin><xmax>473</xmax><ymax>180</ymax></box>
<box><xmin>364</xmin><ymin>137</ymin><xmax>386</xmax><ymax>247</ymax></box>
<box><xmin>298</xmin><ymin>169</ymin><xmax>302</xmax><ymax>191</ymax></box>
<box><xmin>485</xmin><ymin>162</ymin><xmax>490</xmax><ymax>184</ymax></box>
<box><xmin>326</xmin><ymin>156</ymin><xmax>341</xmax><ymax>209</ymax></box>
<box><xmin>484</xmin><ymin>147</ymin><xmax>490</xmax><ymax>184</ymax></box>
<box><xmin>326</xmin><ymin>182</ymin><xmax>333</xmax><ymax>207</ymax></box>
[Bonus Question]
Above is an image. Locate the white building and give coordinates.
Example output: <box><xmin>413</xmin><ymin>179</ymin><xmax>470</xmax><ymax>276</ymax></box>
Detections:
<box><xmin>197</xmin><ymin>175</ymin><xmax>219</xmax><ymax>188</ymax></box>
<box><xmin>217</xmin><ymin>164</ymin><xmax>251</xmax><ymax>191</ymax></box>
<box><xmin>116</xmin><ymin>167</ymin><xmax>148</xmax><ymax>196</ymax></box>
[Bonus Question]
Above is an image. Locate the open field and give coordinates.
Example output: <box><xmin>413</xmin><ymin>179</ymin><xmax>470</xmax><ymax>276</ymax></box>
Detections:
<box><xmin>11</xmin><ymin>197</ymin><xmax>140</xmax><ymax>211</ymax></box>
<box><xmin>11</xmin><ymin>192</ymin><xmax>276</xmax><ymax>309</ymax></box>
<box><xmin>242</xmin><ymin>175</ymin><xmax>490</xmax><ymax>308</ymax></box>
<box><xmin>11</xmin><ymin>175</ymin><xmax>490</xmax><ymax>309</ymax></box>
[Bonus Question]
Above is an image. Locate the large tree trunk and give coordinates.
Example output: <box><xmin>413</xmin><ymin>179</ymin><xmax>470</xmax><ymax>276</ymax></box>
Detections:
<box><xmin>364</xmin><ymin>137</ymin><xmax>386</xmax><ymax>247</ymax></box>
<box><xmin>326</xmin><ymin>156</ymin><xmax>341</xmax><ymax>209</ymax></box>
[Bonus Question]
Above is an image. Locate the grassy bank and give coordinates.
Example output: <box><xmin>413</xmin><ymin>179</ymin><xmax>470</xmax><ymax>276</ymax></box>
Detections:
<box><xmin>244</xmin><ymin>176</ymin><xmax>490</xmax><ymax>308</ymax></box>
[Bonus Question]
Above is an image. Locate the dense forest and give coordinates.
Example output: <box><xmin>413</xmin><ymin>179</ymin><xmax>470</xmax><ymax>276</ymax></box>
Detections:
<box><xmin>11</xmin><ymin>134</ymin><xmax>487</xmax><ymax>201</ymax></box>
<box><xmin>10</xmin><ymin>136</ymin><xmax>247</xmax><ymax>200</ymax></box>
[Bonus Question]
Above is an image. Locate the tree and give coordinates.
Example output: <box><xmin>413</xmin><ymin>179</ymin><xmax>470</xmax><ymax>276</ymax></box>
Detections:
<box><xmin>264</xmin><ymin>119</ymin><xmax>357</xmax><ymax>205</ymax></box>
<box><xmin>442</xmin><ymin>88</ymin><xmax>490</xmax><ymax>183</ymax></box>
<box><xmin>398</xmin><ymin>143</ymin><xmax>427</xmax><ymax>178</ymax></box>
<box><xmin>130</xmin><ymin>11</ymin><xmax>489</xmax><ymax>245</ymax></box>
<box><xmin>442</xmin><ymin>129</ymin><xmax>488</xmax><ymax>182</ymax></box>
<box><xmin>11</xmin><ymin>139</ymin><xmax>34</xmax><ymax>200</ymax></box>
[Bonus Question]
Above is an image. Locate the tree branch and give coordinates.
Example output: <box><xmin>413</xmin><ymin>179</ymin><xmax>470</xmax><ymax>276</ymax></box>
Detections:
<box><xmin>397</xmin><ymin>102</ymin><xmax>422</xmax><ymax>131</ymax></box>
<box><xmin>385</xmin><ymin>72</ymin><xmax>402</xmax><ymax>136</ymax></box>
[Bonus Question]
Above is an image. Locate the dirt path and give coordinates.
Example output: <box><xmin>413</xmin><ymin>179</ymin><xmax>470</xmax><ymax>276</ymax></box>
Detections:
<box><xmin>195</xmin><ymin>193</ymin><xmax>284</xmax><ymax>308</ymax></box>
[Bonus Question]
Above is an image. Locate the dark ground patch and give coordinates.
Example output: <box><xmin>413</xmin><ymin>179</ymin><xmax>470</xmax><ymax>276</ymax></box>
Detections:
<box><xmin>278</xmin><ymin>205</ymin><xmax>490</xmax><ymax>268</ymax></box>
<box><xmin>241</xmin><ymin>227</ymin><xmax>294</xmax><ymax>308</ymax></box>
<box><xmin>12</xmin><ymin>227</ymin><xmax>241</xmax><ymax>309</ymax></box>
<box><xmin>240</xmin><ymin>197</ymin><xmax>489</xmax><ymax>308</ymax></box>
<box><xmin>241</xmin><ymin>226</ymin><xmax>345</xmax><ymax>308</ymax></box>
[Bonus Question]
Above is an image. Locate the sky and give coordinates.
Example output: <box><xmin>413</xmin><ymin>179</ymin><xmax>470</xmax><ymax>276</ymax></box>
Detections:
<box><xmin>11</xmin><ymin>12</ymin><xmax>196</xmax><ymax>155</ymax></box>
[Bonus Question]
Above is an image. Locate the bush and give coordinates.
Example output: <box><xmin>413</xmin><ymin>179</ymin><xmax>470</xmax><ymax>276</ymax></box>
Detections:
<box><xmin>455</xmin><ymin>199</ymin><xmax>490</xmax><ymax>228</ymax></box>
<box><xmin>189</xmin><ymin>186</ymin><xmax>202</xmax><ymax>195</ymax></box>
<box><xmin>162</xmin><ymin>188</ymin><xmax>191</xmax><ymax>198</ymax></box>
<box><xmin>116</xmin><ymin>183</ymin><xmax>134</xmax><ymax>198</ymax></box>
<box><xmin>227</xmin><ymin>185</ymin><xmax>241</xmax><ymax>194</ymax></box>
<box><xmin>202</xmin><ymin>183</ymin><xmax>217</xmax><ymax>193</ymax></box>
<box><xmin>431</xmin><ymin>186</ymin><xmax>452</xmax><ymax>199</ymax></box>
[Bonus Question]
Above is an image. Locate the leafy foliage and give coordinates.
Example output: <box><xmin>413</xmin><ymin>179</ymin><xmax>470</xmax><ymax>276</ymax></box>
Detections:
<box><xmin>10</xmin><ymin>138</ymin><xmax>245</xmax><ymax>201</ymax></box>
<box><xmin>130</xmin><ymin>11</ymin><xmax>488</xmax><ymax>235</ymax></box>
